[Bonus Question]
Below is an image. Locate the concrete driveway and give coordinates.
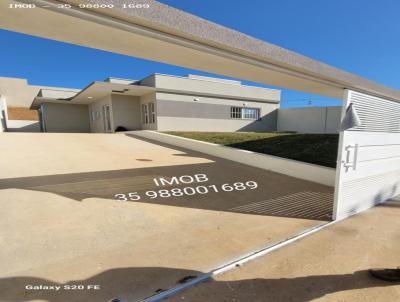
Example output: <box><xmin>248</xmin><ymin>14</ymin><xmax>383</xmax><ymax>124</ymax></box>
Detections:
<box><xmin>166</xmin><ymin>198</ymin><xmax>400</xmax><ymax>302</ymax></box>
<box><xmin>0</xmin><ymin>133</ymin><xmax>333</xmax><ymax>302</ymax></box>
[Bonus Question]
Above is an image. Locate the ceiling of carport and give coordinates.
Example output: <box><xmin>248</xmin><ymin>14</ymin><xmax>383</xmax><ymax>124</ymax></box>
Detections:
<box><xmin>1</xmin><ymin>0</ymin><xmax>400</xmax><ymax>102</ymax></box>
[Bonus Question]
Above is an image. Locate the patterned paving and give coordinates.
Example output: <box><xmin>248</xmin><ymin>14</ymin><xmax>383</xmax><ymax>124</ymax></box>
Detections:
<box><xmin>230</xmin><ymin>192</ymin><xmax>334</xmax><ymax>220</ymax></box>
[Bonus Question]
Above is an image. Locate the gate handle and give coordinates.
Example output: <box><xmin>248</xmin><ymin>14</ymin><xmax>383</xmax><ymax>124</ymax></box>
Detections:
<box><xmin>343</xmin><ymin>144</ymin><xmax>359</xmax><ymax>171</ymax></box>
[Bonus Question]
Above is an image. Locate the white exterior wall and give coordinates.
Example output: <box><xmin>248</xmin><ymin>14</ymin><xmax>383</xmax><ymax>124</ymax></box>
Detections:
<box><xmin>156</xmin><ymin>92</ymin><xmax>278</xmax><ymax>132</ymax></box>
<box><xmin>88</xmin><ymin>95</ymin><xmax>113</xmax><ymax>133</ymax></box>
<box><xmin>153</xmin><ymin>74</ymin><xmax>281</xmax><ymax>102</ymax></box>
<box><xmin>277</xmin><ymin>107</ymin><xmax>341</xmax><ymax>133</ymax></box>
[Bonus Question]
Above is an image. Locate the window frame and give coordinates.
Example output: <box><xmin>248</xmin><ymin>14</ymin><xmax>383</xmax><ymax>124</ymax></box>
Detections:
<box><xmin>230</xmin><ymin>106</ymin><xmax>260</xmax><ymax>120</ymax></box>
<box><xmin>142</xmin><ymin>102</ymin><xmax>155</xmax><ymax>124</ymax></box>
<box><xmin>149</xmin><ymin>102</ymin><xmax>156</xmax><ymax>124</ymax></box>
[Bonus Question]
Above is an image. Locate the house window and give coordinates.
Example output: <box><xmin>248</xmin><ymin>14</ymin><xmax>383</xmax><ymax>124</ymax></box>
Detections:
<box><xmin>230</xmin><ymin>107</ymin><xmax>260</xmax><ymax>120</ymax></box>
<box><xmin>230</xmin><ymin>107</ymin><xmax>242</xmax><ymax>119</ymax></box>
<box><xmin>142</xmin><ymin>102</ymin><xmax>155</xmax><ymax>124</ymax></box>
<box><xmin>142</xmin><ymin>104</ymin><xmax>149</xmax><ymax>124</ymax></box>
<box><xmin>149</xmin><ymin>102</ymin><xmax>155</xmax><ymax>123</ymax></box>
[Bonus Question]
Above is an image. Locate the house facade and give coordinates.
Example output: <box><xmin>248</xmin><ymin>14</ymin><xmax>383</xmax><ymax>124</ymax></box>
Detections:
<box><xmin>28</xmin><ymin>74</ymin><xmax>281</xmax><ymax>133</ymax></box>
<box><xmin>0</xmin><ymin>75</ymin><xmax>341</xmax><ymax>134</ymax></box>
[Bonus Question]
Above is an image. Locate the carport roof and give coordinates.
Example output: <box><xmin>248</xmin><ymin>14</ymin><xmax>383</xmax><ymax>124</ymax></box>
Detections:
<box><xmin>2</xmin><ymin>0</ymin><xmax>400</xmax><ymax>102</ymax></box>
<box><xmin>31</xmin><ymin>81</ymin><xmax>155</xmax><ymax>109</ymax></box>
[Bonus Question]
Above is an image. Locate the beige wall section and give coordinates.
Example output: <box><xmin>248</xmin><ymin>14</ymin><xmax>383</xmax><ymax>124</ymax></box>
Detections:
<box><xmin>88</xmin><ymin>95</ymin><xmax>112</xmax><ymax>133</ymax></box>
<box><xmin>0</xmin><ymin>77</ymin><xmax>43</xmax><ymax>108</ymax></box>
<box><xmin>153</xmin><ymin>74</ymin><xmax>281</xmax><ymax>102</ymax></box>
<box><xmin>0</xmin><ymin>77</ymin><xmax>80</xmax><ymax>132</ymax></box>
<box><xmin>0</xmin><ymin>77</ymin><xmax>77</xmax><ymax>108</ymax></box>
<box><xmin>6</xmin><ymin>107</ymin><xmax>39</xmax><ymax>120</ymax></box>
<box><xmin>140</xmin><ymin>92</ymin><xmax>157</xmax><ymax>130</ymax></box>
<box><xmin>42</xmin><ymin>103</ymin><xmax>90</xmax><ymax>133</ymax></box>
<box><xmin>156</xmin><ymin>92</ymin><xmax>278</xmax><ymax>132</ymax></box>
<box><xmin>277</xmin><ymin>106</ymin><xmax>341</xmax><ymax>133</ymax></box>
<box><xmin>111</xmin><ymin>94</ymin><xmax>141</xmax><ymax>130</ymax></box>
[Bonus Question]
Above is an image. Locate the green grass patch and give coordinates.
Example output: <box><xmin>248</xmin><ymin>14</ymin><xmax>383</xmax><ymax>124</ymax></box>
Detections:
<box><xmin>164</xmin><ymin>132</ymin><xmax>339</xmax><ymax>168</ymax></box>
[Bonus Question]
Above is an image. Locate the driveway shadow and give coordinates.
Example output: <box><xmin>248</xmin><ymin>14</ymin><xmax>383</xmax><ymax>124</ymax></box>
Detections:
<box><xmin>0</xmin><ymin>267</ymin><xmax>397</xmax><ymax>302</ymax></box>
<box><xmin>0</xmin><ymin>160</ymin><xmax>334</xmax><ymax>221</ymax></box>
<box><xmin>169</xmin><ymin>269</ymin><xmax>399</xmax><ymax>302</ymax></box>
<box><xmin>0</xmin><ymin>134</ymin><xmax>335</xmax><ymax>221</ymax></box>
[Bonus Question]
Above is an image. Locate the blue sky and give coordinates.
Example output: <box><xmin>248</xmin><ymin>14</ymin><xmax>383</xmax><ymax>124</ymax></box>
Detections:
<box><xmin>1</xmin><ymin>0</ymin><xmax>399</xmax><ymax>108</ymax></box>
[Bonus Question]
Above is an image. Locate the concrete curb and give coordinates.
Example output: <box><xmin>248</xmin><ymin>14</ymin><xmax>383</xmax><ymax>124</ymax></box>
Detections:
<box><xmin>140</xmin><ymin>220</ymin><xmax>337</xmax><ymax>302</ymax></box>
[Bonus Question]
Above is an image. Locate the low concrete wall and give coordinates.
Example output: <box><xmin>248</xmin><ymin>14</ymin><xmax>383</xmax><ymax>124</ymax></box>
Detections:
<box><xmin>278</xmin><ymin>106</ymin><xmax>341</xmax><ymax>133</ymax></box>
<box><xmin>132</xmin><ymin>130</ymin><xmax>336</xmax><ymax>186</ymax></box>
<box><xmin>7</xmin><ymin>120</ymin><xmax>40</xmax><ymax>132</ymax></box>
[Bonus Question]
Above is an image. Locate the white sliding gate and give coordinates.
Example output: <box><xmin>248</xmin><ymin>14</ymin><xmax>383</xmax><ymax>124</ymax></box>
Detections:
<box><xmin>334</xmin><ymin>90</ymin><xmax>400</xmax><ymax>220</ymax></box>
